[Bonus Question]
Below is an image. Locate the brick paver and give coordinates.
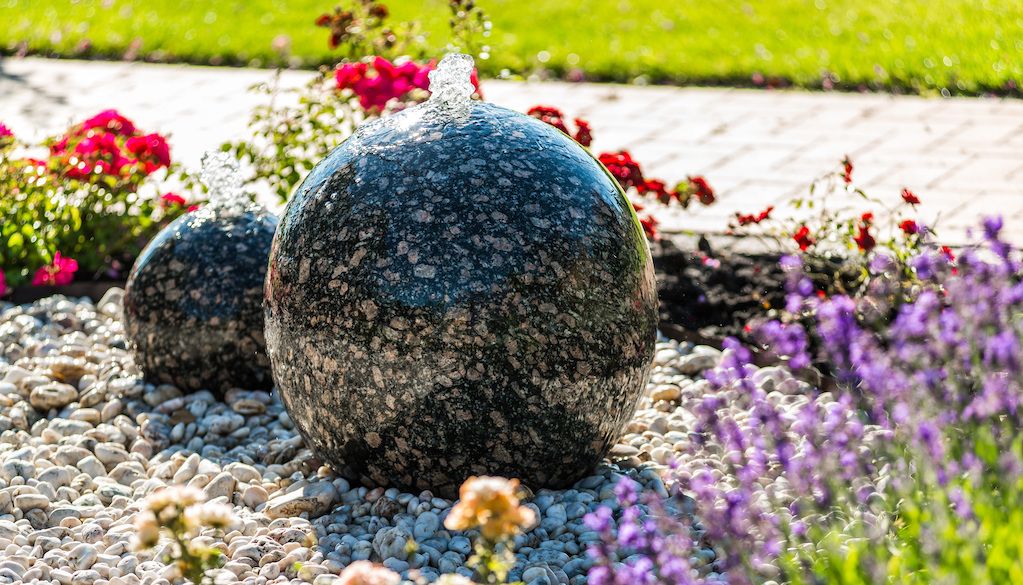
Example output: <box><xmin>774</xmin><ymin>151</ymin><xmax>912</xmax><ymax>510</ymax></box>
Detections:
<box><xmin>3</xmin><ymin>57</ymin><xmax>1022</xmax><ymax>244</ymax></box>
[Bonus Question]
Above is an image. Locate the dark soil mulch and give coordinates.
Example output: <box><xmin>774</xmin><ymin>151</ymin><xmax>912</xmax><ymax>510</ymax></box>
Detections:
<box><xmin>6</xmin><ymin>280</ymin><xmax>126</xmax><ymax>304</ymax></box>
<box><xmin>652</xmin><ymin>237</ymin><xmax>787</xmax><ymax>343</ymax></box>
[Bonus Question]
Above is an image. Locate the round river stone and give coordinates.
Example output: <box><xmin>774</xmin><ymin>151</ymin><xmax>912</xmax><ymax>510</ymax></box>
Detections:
<box><xmin>265</xmin><ymin>98</ymin><xmax>657</xmax><ymax>497</ymax></box>
<box><xmin>124</xmin><ymin>207</ymin><xmax>277</xmax><ymax>394</ymax></box>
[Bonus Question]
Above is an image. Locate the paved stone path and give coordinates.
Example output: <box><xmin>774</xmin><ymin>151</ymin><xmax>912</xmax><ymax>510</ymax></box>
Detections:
<box><xmin>3</xmin><ymin>57</ymin><xmax>1023</xmax><ymax>243</ymax></box>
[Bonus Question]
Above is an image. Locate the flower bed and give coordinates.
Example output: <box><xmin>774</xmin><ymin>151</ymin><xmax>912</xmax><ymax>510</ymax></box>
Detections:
<box><xmin>0</xmin><ymin>110</ymin><xmax>191</xmax><ymax>297</ymax></box>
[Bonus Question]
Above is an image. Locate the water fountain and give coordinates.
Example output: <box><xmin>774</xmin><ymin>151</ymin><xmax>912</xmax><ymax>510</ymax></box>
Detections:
<box><xmin>123</xmin><ymin>153</ymin><xmax>278</xmax><ymax>394</ymax></box>
<box><xmin>265</xmin><ymin>54</ymin><xmax>657</xmax><ymax>497</ymax></box>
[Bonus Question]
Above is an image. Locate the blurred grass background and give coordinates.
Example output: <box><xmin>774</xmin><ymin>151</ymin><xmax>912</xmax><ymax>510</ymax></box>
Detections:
<box><xmin>1</xmin><ymin>0</ymin><xmax>1021</xmax><ymax>95</ymax></box>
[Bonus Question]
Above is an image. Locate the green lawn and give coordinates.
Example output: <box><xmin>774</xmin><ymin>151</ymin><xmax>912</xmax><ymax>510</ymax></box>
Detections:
<box><xmin>2</xmin><ymin>0</ymin><xmax>1022</xmax><ymax>95</ymax></box>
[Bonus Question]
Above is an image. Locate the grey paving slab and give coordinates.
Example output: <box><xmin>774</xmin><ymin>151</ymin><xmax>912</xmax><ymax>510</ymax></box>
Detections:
<box><xmin>2</xmin><ymin>56</ymin><xmax>1021</xmax><ymax>244</ymax></box>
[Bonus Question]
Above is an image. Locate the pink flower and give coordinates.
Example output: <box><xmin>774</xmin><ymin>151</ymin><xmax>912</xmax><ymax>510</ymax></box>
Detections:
<box><xmin>0</xmin><ymin>122</ymin><xmax>13</xmax><ymax>140</ymax></box>
<box><xmin>125</xmin><ymin>133</ymin><xmax>171</xmax><ymax>173</ymax></box>
<box><xmin>0</xmin><ymin>271</ymin><xmax>7</xmax><ymax>296</ymax></box>
<box><xmin>337</xmin><ymin>57</ymin><xmax>482</xmax><ymax>112</ymax></box>
<box><xmin>82</xmin><ymin>110</ymin><xmax>137</xmax><ymax>136</ymax></box>
<box><xmin>66</xmin><ymin>131</ymin><xmax>132</xmax><ymax>179</ymax></box>
<box><xmin>335</xmin><ymin>61</ymin><xmax>369</xmax><ymax>89</ymax></box>
<box><xmin>32</xmin><ymin>252</ymin><xmax>79</xmax><ymax>286</ymax></box>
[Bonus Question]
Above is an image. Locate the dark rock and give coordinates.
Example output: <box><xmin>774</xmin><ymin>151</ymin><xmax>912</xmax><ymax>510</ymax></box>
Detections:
<box><xmin>265</xmin><ymin>79</ymin><xmax>657</xmax><ymax>497</ymax></box>
<box><xmin>123</xmin><ymin>207</ymin><xmax>277</xmax><ymax>394</ymax></box>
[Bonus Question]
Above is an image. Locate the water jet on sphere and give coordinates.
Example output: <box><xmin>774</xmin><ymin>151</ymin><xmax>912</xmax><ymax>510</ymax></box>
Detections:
<box><xmin>265</xmin><ymin>53</ymin><xmax>657</xmax><ymax>497</ymax></box>
<box><xmin>124</xmin><ymin>153</ymin><xmax>278</xmax><ymax>394</ymax></box>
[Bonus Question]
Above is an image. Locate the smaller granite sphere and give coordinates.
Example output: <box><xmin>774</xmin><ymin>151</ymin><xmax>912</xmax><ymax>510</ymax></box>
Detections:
<box><xmin>123</xmin><ymin>154</ymin><xmax>278</xmax><ymax>394</ymax></box>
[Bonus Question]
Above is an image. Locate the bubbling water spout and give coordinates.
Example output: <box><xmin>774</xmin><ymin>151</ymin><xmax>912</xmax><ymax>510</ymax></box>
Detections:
<box><xmin>200</xmin><ymin>151</ymin><xmax>251</xmax><ymax>215</ymax></box>
<box><xmin>427</xmin><ymin>53</ymin><xmax>475</xmax><ymax>109</ymax></box>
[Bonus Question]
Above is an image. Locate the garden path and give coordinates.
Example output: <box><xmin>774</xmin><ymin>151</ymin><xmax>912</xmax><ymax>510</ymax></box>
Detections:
<box><xmin>3</xmin><ymin>57</ymin><xmax>1023</xmax><ymax>244</ymax></box>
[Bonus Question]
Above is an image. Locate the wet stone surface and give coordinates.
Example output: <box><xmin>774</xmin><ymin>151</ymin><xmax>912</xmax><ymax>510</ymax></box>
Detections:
<box><xmin>265</xmin><ymin>97</ymin><xmax>659</xmax><ymax>498</ymax></box>
<box><xmin>124</xmin><ymin>208</ymin><xmax>277</xmax><ymax>395</ymax></box>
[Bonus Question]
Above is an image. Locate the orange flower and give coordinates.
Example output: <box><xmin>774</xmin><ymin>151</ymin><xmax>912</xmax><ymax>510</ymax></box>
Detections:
<box><xmin>444</xmin><ymin>476</ymin><xmax>536</xmax><ymax>541</ymax></box>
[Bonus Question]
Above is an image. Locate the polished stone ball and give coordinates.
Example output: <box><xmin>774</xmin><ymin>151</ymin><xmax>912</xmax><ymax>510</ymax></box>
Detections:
<box><xmin>265</xmin><ymin>100</ymin><xmax>657</xmax><ymax>497</ymax></box>
<box><xmin>124</xmin><ymin>207</ymin><xmax>278</xmax><ymax>394</ymax></box>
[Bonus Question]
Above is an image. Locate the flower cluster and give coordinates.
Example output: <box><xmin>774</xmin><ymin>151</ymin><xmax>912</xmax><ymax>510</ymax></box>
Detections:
<box><xmin>598</xmin><ymin>150</ymin><xmax>715</xmax><ymax>209</ymax></box>
<box><xmin>521</xmin><ymin>108</ymin><xmax>717</xmax><ymax>240</ymax></box>
<box><xmin>747</xmin><ymin>217</ymin><xmax>1023</xmax><ymax>581</ymax></box>
<box><xmin>583</xmin><ymin>221</ymin><xmax>1023</xmax><ymax>583</ymax></box>
<box><xmin>133</xmin><ymin>486</ymin><xmax>237</xmax><ymax>584</ymax></box>
<box><xmin>336</xmin><ymin>56</ymin><xmax>482</xmax><ymax>111</ymax></box>
<box><xmin>526</xmin><ymin>106</ymin><xmax>592</xmax><ymax>146</ymax></box>
<box><xmin>0</xmin><ymin>112</ymin><xmax>185</xmax><ymax>292</ymax></box>
<box><xmin>732</xmin><ymin>156</ymin><xmax>924</xmax><ymax>255</ymax></box>
<box><xmin>225</xmin><ymin>0</ymin><xmax>490</xmax><ymax>203</ymax></box>
<box><xmin>48</xmin><ymin>109</ymin><xmax>171</xmax><ymax>185</ymax></box>
<box><xmin>730</xmin><ymin>156</ymin><xmax>930</xmax><ymax>301</ymax></box>
<box><xmin>734</xmin><ymin>205</ymin><xmax>773</xmax><ymax>226</ymax></box>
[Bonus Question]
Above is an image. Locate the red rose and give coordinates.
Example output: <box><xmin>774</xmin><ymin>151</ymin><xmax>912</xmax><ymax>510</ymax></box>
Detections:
<box><xmin>841</xmin><ymin>156</ymin><xmax>853</xmax><ymax>184</ymax></box>
<box><xmin>901</xmin><ymin>188</ymin><xmax>920</xmax><ymax>205</ymax></box>
<box><xmin>688</xmin><ymin>175</ymin><xmax>715</xmax><ymax>205</ymax></box>
<box><xmin>160</xmin><ymin>192</ymin><xmax>187</xmax><ymax>208</ymax></box>
<box><xmin>793</xmin><ymin>225</ymin><xmax>814</xmax><ymax>251</ymax></box>
<box><xmin>899</xmin><ymin>219</ymin><xmax>918</xmax><ymax>234</ymax></box>
<box><xmin>572</xmin><ymin>118</ymin><xmax>592</xmax><ymax>147</ymax></box>
<box><xmin>598</xmin><ymin>151</ymin><xmax>644</xmax><ymax>191</ymax></box>
<box><xmin>637</xmin><ymin>179</ymin><xmax>671</xmax><ymax>204</ymax></box>
<box><xmin>527</xmin><ymin>106</ymin><xmax>569</xmax><ymax>135</ymax></box>
<box><xmin>639</xmin><ymin>215</ymin><xmax>659</xmax><ymax>240</ymax></box>
<box><xmin>854</xmin><ymin>223</ymin><xmax>876</xmax><ymax>252</ymax></box>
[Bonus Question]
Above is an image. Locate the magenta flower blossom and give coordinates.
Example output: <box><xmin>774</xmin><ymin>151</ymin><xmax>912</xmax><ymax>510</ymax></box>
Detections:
<box><xmin>31</xmin><ymin>252</ymin><xmax>79</xmax><ymax>286</ymax></box>
<box><xmin>335</xmin><ymin>57</ymin><xmax>482</xmax><ymax>112</ymax></box>
<box><xmin>81</xmin><ymin>109</ymin><xmax>137</xmax><ymax>136</ymax></box>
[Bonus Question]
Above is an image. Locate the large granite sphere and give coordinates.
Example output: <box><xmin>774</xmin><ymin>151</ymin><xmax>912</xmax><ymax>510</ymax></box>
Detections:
<box><xmin>124</xmin><ymin>206</ymin><xmax>278</xmax><ymax>394</ymax></box>
<box><xmin>265</xmin><ymin>96</ymin><xmax>657</xmax><ymax>497</ymax></box>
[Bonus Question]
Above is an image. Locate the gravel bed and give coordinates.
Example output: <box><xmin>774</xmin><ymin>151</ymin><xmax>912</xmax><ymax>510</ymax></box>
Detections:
<box><xmin>0</xmin><ymin>291</ymin><xmax>755</xmax><ymax>585</ymax></box>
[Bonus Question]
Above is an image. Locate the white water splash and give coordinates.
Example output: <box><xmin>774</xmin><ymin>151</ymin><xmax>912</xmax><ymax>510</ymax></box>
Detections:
<box><xmin>200</xmin><ymin>151</ymin><xmax>252</xmax><ymax>215</ymax></box>
<box><xmin>427</xmin><ymin>53</ymin><xmax>475</xmax><ymax>110</ymax></box>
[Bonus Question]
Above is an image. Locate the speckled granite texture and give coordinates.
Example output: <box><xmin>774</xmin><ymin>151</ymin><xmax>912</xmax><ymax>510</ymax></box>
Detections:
<box><xmin>124</xmin><ymin>208</ymin><xmax>278</xmax><ymax>394</ymax></box>
<box><xmin>265</xmin><ymin>98</ymin><xmax>658</xmax><ymax>498</ymax></box>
